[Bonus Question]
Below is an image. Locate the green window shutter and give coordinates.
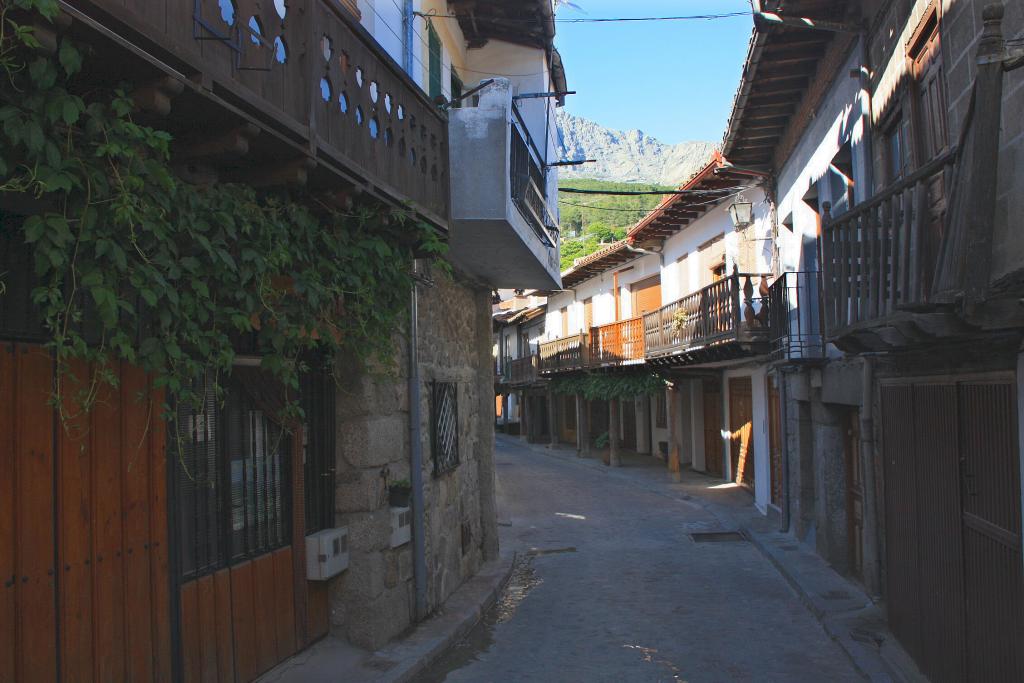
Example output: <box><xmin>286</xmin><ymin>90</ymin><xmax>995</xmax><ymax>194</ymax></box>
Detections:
<box><xmin>450</xmin><ymin>68</ymin><xmax>463</xmax><ymax>108</ymax></box>
<box><xmin>428</xmin><ymin>23</ymin><xmax>442</xmax><ymax>100</ymax></box>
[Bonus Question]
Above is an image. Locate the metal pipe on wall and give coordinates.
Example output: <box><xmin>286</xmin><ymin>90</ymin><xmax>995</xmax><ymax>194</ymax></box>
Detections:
<box><xmin>778</xmin><ymin>369</ymin><xmax>790</xmax><ymax>533</ymax></box>
<box><xmin>859</xmin><ymin>356</ymin><xmax>880</xmax><ymax>597</ymax></box>
<box><xmin>408</xmin><ymin>260</ymin><xmax>428</xmax><ymax>621</ymax></box>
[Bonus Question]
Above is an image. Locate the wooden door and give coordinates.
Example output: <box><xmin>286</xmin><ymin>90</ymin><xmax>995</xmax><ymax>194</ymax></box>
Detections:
<box><xmin>631</xmin><ymin>276</ymin><xmax>662</xmax><ymax>317</ymax></box>
<box><xmin>767</xmin><ymin>377</ymin><xmax>783</xmax><ymax>507</ymax></box>
<box><xmin>702</xmin><ymin>379</ymin><xmax>723</xmax><ymax>477</ymax></box>
<box><xmin>843</xmin><ymin>409</ymin><xmax>863</xmax><ymax>580</ymax></box>
<box><xmin>958</xmin><ymin>381</ymin><xmax>1023</xmax><ymax>682</ymax></box>
<box><xmin>880</xmin><ymin>377</ymin><xmax>1024</xmax><ymax>683</ymax></box>
<box><xmin>583</xmin><ymin>298</ymin><xmax>593</xmax><ymax>331</ymax></box>
<box><xmin>728</xmin><ymin>377</ymin><xmax>754</xmax><ymax>487</ymax></box>
<box><xmin>621</xmin><ymin>399</ymin><xmax>637</xmax><ymax>450</ymax></box>
<box><xmin>0</xmin><ymin>344</ymin><xmax>173</xmax><ymax>683</ymax></box>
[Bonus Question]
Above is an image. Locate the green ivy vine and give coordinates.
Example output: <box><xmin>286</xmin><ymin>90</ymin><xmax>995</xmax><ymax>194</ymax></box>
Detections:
<box><xmin>549</xmin><ymin>371</ymin><xmax>668</xmax><ymax>401</ymax></box>
<box><xmin>0</xmin><ymin>0</ymin><xmax>448</xmax><ymax>423</ymax></box>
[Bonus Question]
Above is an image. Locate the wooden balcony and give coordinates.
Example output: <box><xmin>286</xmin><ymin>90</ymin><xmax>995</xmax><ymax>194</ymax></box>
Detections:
<box><xmin>539</xmin><ymin>334</ymin><xmax>588</xmax><ymax>374</ymax></box>
<box><xmin>820</xmin><ymin>152</ymin><xmax>956</xmax><ymax>349</ymax></box>
<box><xmin>64</xmin><ymin>0</ymin><xmax>449</xmax><ymax>225</ymax></box>
<box><xmin>643</xmin><ymin>273</ymin><xmax>769</xmax><ymax>366</ymax></box>
<box><xmin>589</xmin><ymin>318</ymin><xmax>645</xmax><ymax>367</ymax></box>
<box><xmin>509</xmin><ymin>355</ymin><xmax>540</xmax><ymax>386</ymax></box>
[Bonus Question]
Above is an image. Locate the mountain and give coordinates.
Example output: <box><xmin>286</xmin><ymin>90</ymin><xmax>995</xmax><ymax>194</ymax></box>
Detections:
<box><xmin>555</xmin><ymin>110</ymin><xmax>718</xmax><ymax>186</ymax></box>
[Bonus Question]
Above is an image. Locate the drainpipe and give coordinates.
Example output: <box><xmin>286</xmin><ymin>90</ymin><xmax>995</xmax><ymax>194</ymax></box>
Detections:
<box><xmin>408</xmin><ymin>260</ymin><xmax>428</xmax><ymax>621</ymax></box>
<box><xmin>859</xmin><ymin>356</ymin><xmax>880</xmax><ymax>598</ymax></box>
<box><xmin>779</xmin><ymin>368</ymin><xmax>790</xmax><ymax>532</ymax></box>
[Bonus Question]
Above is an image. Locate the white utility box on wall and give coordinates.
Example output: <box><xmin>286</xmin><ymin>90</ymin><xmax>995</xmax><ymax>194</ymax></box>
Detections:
<box><xmin>306</xmin><ymin>527</ymin><xmax>349</xmax><ymax>581</ymax></box>
<box><xmin>390</xmin><ymin>507</ymin><xmax>412</xmax><ymax>548</ymax></box>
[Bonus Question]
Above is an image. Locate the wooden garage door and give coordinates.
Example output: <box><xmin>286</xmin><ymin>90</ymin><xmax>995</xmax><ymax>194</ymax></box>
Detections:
<box><xmin>880</xmin><ymin>377</ymin><xmax>1023</xmax><ymax>683</ymax></box>
<box><xmin>631</xmin><ymin>276</ymin><xmax>662</xmax><ymax>317</ymax></box>
<box><xmin>0</xmin><ymin>344</ymin><xmax>172</xmax><ymax>683</ymax></box>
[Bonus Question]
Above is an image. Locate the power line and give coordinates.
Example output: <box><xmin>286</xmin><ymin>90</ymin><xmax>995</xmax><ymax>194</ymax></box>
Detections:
<box><xmin>558</xmin><ymin>185</ymin><xmax>752</xmax><ymax>196</ymax></box>
<box><xmin>417</xmin><ymin>11</ymin><xmax>751</xmax><ymax>23</ymax></box>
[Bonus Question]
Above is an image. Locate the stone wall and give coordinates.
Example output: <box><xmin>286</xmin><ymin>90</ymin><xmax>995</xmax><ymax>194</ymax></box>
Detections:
<box><xmin>326</xmin><ymin>269</ymin><xmax>497</xmax><ymax>650</ymax></box>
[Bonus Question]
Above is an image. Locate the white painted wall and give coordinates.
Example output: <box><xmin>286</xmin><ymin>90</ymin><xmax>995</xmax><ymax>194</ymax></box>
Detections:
<box><xmin>775</xmin><ymin>42</ymin><xmax>869</xmax><ymax>276</ymax></box>
<box><xmin>659</xmin><ymin>186</ymin><xmax>772</xmax><ymax>305</ymax></box>
<box><xmin>545</xmin><ymin>253</ymin><xmax>661</xmax><ymax>339</ymax></box>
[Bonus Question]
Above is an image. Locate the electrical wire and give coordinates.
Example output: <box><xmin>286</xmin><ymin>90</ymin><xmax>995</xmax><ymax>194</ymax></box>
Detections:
<box><xmin>416</xmin><ymin>11</ymin><xmax>751</xmax><ymax>23</ymax></box>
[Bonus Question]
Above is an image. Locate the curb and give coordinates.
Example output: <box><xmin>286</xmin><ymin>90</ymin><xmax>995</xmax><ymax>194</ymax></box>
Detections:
<box><xmin>380</xmin><ymin>549</ymin><xmax>518</xmax><ymax>683</ymax></box>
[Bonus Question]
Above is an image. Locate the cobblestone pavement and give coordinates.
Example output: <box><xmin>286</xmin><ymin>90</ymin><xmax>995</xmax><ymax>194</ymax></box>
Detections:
<box><xmin>416</xmin><ymin>436</ymin><xmax>864</xmax><ymax>683</ymax></box>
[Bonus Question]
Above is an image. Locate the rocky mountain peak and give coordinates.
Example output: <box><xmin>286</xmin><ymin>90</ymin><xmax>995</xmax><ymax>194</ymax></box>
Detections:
<box><xmin>555</xmin><ymin>110</ymin><xmax>718</xmax><ymax>186</ymax></box>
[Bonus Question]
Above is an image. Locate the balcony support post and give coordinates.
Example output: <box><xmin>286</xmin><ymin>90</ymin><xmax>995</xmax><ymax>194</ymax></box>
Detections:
<box><xmin>576</xmin><ymin>394</ymin><xmax>590</xmax><ymax>458</ymax></box>
<box><xmin>609</xmin><ymin>399</ymin><xmax>621</xmax><ymax>467</ymax></box>
<box><xmin>520</xmin><ymin>390</ymin><xmax>530</xmax><ymax>442</ymax></box>
<box><xmin>667</xmin><ymin>385</ymin><xmax>683</xmax><ymax>482</ymax></box>
<box><xmin>547</xmin><ymin>388</ymin><xmax>559</xmax><ymax>447</ymax></box>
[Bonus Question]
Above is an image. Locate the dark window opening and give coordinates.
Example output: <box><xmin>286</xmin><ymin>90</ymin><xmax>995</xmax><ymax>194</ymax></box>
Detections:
<box><xmin>655</xmin><ymin>391</ymin><xmax>668</xmax><ymax>430</ymax></box>
<box><xmin>302</xmin><ymin>368</ymin><xmax>336</xmax><ymax>534</ymax></box>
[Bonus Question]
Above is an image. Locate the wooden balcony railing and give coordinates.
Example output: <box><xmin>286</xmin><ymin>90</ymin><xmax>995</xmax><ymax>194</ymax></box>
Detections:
<box><xmin>72</xmin><ymin>0</ymin><xmax>449</xmax><ymax>223</ymax></box>
<box><xmin>820</xmin><ymin>151</ymin><xmax>955</xmax><ymax>336</ymax></box>
<box><xmin>539</xmin><ymin>334</ymin><xmax>588</xmax><ymax>373</ymax></box>
<box><xmin>643</xmin><ymin>273</ymin><xmax>769</xmax><ymax>360</ymax></box>
<box><xmin>589</xmin><ymin>317</ymin><xmax>645</xmax><ymax>366</ymax></box>
<box><xmin>509</xmin><ymin>355</ymin><xmax>540</xmax><ymax>385</ymax></box>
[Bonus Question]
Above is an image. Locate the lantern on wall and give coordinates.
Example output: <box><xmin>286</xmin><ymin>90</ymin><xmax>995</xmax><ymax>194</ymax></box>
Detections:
<box><xmin>728</xmin><ymin>194</ymin><xmax>754</xmax><ymax>229</ymax></box>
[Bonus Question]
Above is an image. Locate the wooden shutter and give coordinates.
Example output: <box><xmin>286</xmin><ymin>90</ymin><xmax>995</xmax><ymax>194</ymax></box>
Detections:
<box><xmin>583</xmin><ymin>298</ymin><xmax>593</xmax><ymax>331</ymax></box>
<box><xmin>631</xmin><ymin>276</ymin><xmax>662</xmax><ymax>316</ymax></box>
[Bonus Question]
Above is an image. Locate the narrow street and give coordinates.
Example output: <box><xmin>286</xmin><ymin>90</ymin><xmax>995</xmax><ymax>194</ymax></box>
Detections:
<box><xmin>418</xmin><ymin>435</ymin><xmax>863</xmax><ymax>682</ymax></box>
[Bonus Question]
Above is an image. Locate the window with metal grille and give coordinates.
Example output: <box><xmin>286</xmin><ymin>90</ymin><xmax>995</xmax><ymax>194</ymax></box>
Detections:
<box><xmin>431</xmin><ymin>381</ymin><xmax>459</xmax><ymax>477</ymax></box>
<box><xmin>301</xmin><ymin>369</ymin><xmax>335</xmax><ymax>534</ymax></box>
<box><xmin>655</xmin><ymin>391</ymin><xmax>668</xmax><ymax>429</ymax></box>
<box><xmin>173</xmin><ymin>371</ymin><xmax>293</xmax><ymax>580</ymax></box>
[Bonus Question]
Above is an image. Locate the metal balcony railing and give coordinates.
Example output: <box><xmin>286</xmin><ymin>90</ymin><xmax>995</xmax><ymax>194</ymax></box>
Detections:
<box><xmin>510</xmin><ymin>100</ymin><xmax>558</xmax><ymax>248</ymax></box>
<box><xmin>766</xmin><ymin>272</ymin><xmax>824</xmax><ymax>361</ymax></box>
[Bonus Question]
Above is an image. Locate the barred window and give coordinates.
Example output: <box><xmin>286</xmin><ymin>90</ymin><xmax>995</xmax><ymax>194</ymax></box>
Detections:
<box><xmin>301</xmin><ymin>370</ymin><xmax>335</xmax><ymax>534</ymax></box>
<box><xmin>431</xmin><ymin>381</ymin><xmax>459</xmax><ymax>477</ymax></box>
<box><xmin>173</xmin><ymin>370</ymin><xmax>293</xmax><ymax>580</ymax></box>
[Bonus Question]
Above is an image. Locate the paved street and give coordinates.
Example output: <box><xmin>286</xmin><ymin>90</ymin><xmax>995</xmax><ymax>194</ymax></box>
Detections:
<box><xmin>418</xmin><ymin>436</ymin><xmax>864</xmax><ymax>683</ymax></box>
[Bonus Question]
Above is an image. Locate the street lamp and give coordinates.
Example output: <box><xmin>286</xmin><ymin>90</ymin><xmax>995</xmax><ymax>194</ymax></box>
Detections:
<box><xmin>728</xmin><ymin>194</ymin><xmax>753</xmax><ymax>229</ymax></box>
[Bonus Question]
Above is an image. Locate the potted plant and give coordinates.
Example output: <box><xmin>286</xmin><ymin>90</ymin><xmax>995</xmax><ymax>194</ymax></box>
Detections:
<box><xmin>388</xmin><ymin>479</ymin><xmax>412</xmax><ymax>508</ymax></box>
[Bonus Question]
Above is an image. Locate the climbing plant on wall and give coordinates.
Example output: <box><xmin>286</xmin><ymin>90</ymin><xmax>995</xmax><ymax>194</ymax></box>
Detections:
<box><xmin>0</xmin><ymin>0</ymin><xmax>447</xmax><ymax>421</ymax></box>
<box><xmin>548</xmin><ymin>371</ymin><xmax>667</xmax><ymax>400</ymax></box>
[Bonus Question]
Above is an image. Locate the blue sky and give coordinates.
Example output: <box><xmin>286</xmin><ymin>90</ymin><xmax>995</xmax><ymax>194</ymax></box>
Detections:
<box><xmin>554</xmin><ymin>0</ymin><xmax>754</xmax><ymax>145</ymax></box>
